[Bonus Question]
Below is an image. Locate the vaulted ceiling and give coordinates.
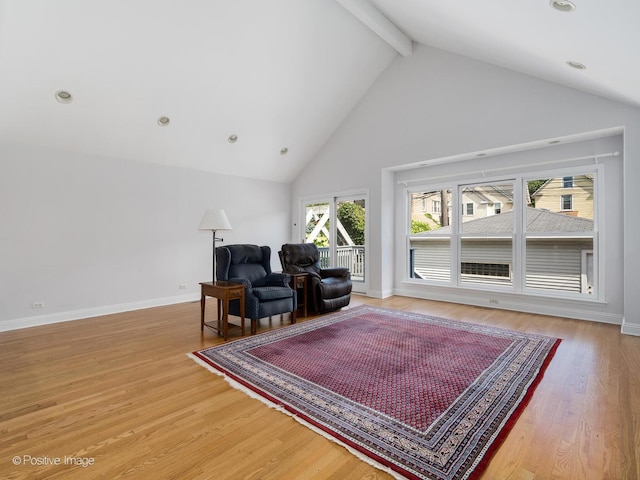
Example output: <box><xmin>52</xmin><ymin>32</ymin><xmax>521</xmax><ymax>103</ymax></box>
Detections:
<box><xmin>1</xmin><ymin>0</ymin><xmax>637</xmax><ymax>182</ymax></box>
<box><xmin>371</xmin><ymin>0</ymin><xmax>640</xmax><ymax>108</ymax></box>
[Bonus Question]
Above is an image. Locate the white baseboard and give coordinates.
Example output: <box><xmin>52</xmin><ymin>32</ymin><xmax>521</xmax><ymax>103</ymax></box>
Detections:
<box><xmin>393</xmin><ymin>286</ymin><xmax>624</xmax><ymax>326</ymax></box>
<box><xmin>621</xmin><ymin>318</ymin><xmax>640</xmax><ymax>336</ymax></box>
<box><xmin>5</xmin><ymin>290</ymin><xmax>634</xmax><ymax>336</ymax></box>
<box><xmin>366</xmin><ymin>289</ymin><xmax>394</xmax><ymax>299</ymax></box>
<box><xmin>0</xmin><ymin>293</ymin><xmax>200</xmax><ymax>332</ymax></box>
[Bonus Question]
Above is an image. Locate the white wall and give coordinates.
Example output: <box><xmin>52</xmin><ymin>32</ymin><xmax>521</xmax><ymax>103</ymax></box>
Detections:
<box><xmin>292</xmin><ymin>44</ymin><xmax>640</xmax><ymax>334</ymax></box>
<box><xmin>0</xmin><ymin>143</ymin><xmax>291</xmax><ymax>331</ymax></box>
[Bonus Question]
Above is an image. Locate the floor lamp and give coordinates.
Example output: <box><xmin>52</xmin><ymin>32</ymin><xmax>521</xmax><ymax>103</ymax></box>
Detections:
<box><xmin>199</xmin><ymin>209</ymin><xmax>232</xmax><ymax>283</ymax></box>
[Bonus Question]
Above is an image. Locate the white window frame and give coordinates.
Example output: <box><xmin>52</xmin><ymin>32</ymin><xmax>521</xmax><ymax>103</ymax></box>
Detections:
<box><xmin>405</xmin><ymin>164</ymin><xmax>602</xmax><ymax>302</ymax></box>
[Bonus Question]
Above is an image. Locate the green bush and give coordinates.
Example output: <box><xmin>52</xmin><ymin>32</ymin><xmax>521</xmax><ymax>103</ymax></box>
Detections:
<box><xmin>411</xmin><ymin>220</ymin><xmax>431</xmax><ymax>234</ymax></box>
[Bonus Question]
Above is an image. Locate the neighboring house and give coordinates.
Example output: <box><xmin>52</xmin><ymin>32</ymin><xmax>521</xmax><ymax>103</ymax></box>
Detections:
<box><xmin>413</xmin><ymin>190</ymin><xmax>445</xmax><ymax>218</ymax></box>
<box><xmin>460</xmin><ymin>185</ymin><xmax>514</xmax><ymax>220</ymax></box>
<box><xmin>410</xmin><ymin>190</ymin><xmax>451</xmax><ymax>229</ymax></box>
<box><xmin>531</xmin><ymin>175</ymin><xmax>594</xmax><ymax>219</ymax></box>
<box><xmin>410</xmin><ymin>208</ymin><xmax>595</xmax><ymax>294</ymax></box>
<box><xmin>411</xmin><ymin>185</ymin><xmax>514</xmax><ymax>228</ymax></box>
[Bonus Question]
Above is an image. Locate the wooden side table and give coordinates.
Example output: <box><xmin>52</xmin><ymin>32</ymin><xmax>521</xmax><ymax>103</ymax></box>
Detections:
<box><xmin>200</xmin><ymin>281</ymin><xmax>245</xmax><ymax>340</ymax></box>
<box><xmin>285</xmin><ymin>272</ymin><xmax>308</xmax><ymax>318</ymax></box>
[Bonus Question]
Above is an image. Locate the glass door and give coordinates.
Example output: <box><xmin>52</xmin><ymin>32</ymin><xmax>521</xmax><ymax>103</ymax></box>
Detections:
<box><xmin>304</xmin><ymin>201</ymin><xmax>331</xmax><ymax>267</ymax></box>
<box><xmin>303</xmin><ymin>195</ymin><xmax>367</xmax><ymax>293</ymax></box>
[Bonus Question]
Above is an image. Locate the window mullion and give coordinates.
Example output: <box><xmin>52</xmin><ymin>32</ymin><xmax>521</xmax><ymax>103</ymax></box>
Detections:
<box><xmin>452</xmin><ymin>184</ymin><xmax>461</xmax><ymax>287</ymax></box>
<box><xmin>513</xmin><ymin>176</ymin><xmax>524</xmax><ymax>292</ymax></box>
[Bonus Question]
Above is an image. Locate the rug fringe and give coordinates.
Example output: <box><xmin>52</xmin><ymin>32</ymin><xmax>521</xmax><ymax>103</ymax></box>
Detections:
<box><xmin>187</xmin><ymin>353</ymin><xmax>289</xmax><ymax>414</ymax></box>
<box><xmin>187</xmin><ymin>353</ymin><xmax>408</xmax><ymax>480</ymax></box>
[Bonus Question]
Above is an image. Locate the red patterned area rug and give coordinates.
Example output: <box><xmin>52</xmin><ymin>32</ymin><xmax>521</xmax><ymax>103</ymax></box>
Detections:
<box><xmin>190</xmin><ymin>305</ymin><xmax>560</xmax><ymax>480</ymax></box>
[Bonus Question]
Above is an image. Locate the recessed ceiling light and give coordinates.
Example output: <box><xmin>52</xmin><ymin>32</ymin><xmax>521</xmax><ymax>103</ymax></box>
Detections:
<box><xmin>55</xmin><ymin>90</ymin><xmax>72</xmax><ymax>104</ymax></box>
<box><xmin>228</xmin><ymin>134</ymin><xmax>238</xmax><ymax>143</ymax></box>
<box><xmin>550</xmin><ymin>0</ymin><xmax>576</xmax><ymax>12</ymax></box>
<box><xmin>280</xmin><ymin>147</ymin><xmax>289</xmax><ymax>155</ymax></box>
<box><xmin>157</xmin><ymin>116</ymin><xmax>170</xmax><ymax>126</ymax></box>
<box><xmin>566</xmin><ymin>60</ymin><xmax>587</xmax><ymax>70</ymax></box>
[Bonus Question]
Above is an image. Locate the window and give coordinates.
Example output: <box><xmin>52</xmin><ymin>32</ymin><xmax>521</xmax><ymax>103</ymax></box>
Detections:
<box><xmin>409</xmin><ymin>189</ymin><xmax>452</xmax><ymax>281</ymax></box>
<box><xmin>414</xmin><ymin>195</ymin><xmax>427</xmax><ymax>213</ymax></box>
<box><xmin>525</xmin><ymin>174</ymin><xmax>595</xmax><ymax>295</ymax></box>
<box><xmin>462</xmin><ymin>202</ymin><xmax>474</xmax><ymax>216</ymax></box>
<box><xmin>407</xmin><ymin>169</ymin><xmax>598</xmax><ymax>298</ymax></box>
<box><xmin>562</xmin><ymin>176</ymin><xmax>574</xmax><ymax>188</ymax></box>
<box><xmin>460</xmin><ymin>182</ymin><xmax>514</xmax><ymax>287</ymax></box>
<box><xmin>432</xmin><ymin>200</ymin><xmax>441</xmax><ymax>214</ymax></box>
<box><xmin>304</xmin><ymin>196</ymin><xmax>367</xmax><ymax>288</ymax></box>
<box><xmin>461</xmin><ymin>262</ymin><xmax>510</xmax><ymax>278</ymax></box>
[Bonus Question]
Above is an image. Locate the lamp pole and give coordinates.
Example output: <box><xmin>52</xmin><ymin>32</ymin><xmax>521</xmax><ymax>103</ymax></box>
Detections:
<box><xmin>211</xmin><ymin>230</ymin><xmax>223</xmax><ymax>283</ymax></box>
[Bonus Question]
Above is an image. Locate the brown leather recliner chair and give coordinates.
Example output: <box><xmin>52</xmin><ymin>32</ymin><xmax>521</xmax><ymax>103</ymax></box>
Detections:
<box><xmin>279</xmin><ymin>243</ymin><xmax>352</xmax><ymax>314</ymax></box>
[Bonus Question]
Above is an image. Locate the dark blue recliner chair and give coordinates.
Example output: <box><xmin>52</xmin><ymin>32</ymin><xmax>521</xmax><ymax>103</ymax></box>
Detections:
<box><xmin>216</xmin><ymin>244</ymin><xmax>296</xmax><ymax>334</ymax></box>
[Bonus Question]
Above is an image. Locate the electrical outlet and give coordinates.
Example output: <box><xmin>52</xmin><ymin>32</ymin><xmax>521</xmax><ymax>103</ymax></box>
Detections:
<box><xmin>179</xmin><ymin>284</ymin><xmax>188</xmax><ymax>290</ymax></box>
<box><xmin>31</xmin><ymin>301</ymin><xmax>45</xmax><ymax>309</ymax></box>
<box><xmin>489</xmin><ymin>298</ymin><xmax>499</xmax><ymax>305</ymax></box>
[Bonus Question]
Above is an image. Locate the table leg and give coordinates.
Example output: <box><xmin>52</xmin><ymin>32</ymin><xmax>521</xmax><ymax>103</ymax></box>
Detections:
<box><xmin>240</xmin><ymin>292</ymin><xmax>245</xmax><ymax>336</ymax></box>
<box><xmin>222</xmin><ymin>298</ymin><xmax>229</xmax><ymax>341</ymax></box>
<box><xmin>217</xmin><ymin>298</ymin><xmax>222</xmax><ymax>334</ymax></box>
<box><xmin>200</xmin><ymin>293</ymin><xmax>205</xmax><ymax>332</ymax></box>
<box><xmin>302</xmin><ymin>280</ymin><xmax>307</xmax><ymax>317</ymax></box>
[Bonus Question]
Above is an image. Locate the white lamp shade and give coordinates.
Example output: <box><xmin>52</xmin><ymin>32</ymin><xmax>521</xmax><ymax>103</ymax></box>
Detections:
<box><xmin>199</xmin><ymin>209</ymin><xmax>232</xmax><ymax>231</ymax></box>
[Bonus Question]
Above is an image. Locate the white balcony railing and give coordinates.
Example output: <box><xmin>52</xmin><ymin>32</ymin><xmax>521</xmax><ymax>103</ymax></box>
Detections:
<box><xmin>317</xmin><ymin>246</ymin><xmax>365</xmax><ymax>282</ymax></box>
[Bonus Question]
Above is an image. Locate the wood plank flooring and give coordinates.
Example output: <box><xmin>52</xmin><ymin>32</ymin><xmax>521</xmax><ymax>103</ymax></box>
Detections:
<box><xmin>1</xmin><ymin>295</ymin><xmax>639</xmax><ymax>479</ymax></box>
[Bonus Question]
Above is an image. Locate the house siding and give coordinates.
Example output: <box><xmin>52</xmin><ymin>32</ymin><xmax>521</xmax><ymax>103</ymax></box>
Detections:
<box><xmin>410</xmin><ymin>239</ymin><xmax>450</xmax><ymax>281</ymax></box>
<box><xmin>533</xmin><ymin>175</ymin><xmax>594</xmax><ymax>219</ymax></box>
<box><xmin>411</xmin><ymin>237</ymin><xmax>592</xmax><ymax>293</ymax></box>
<box><xmin>526</xmin><ymin>238</ymin><xmax>593</xmax><ymax>293</ymax></box>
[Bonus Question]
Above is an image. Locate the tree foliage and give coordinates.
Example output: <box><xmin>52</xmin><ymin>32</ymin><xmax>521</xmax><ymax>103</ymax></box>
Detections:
<box><xmin>337</xmin><ymin>202</ymin><xmax>365</xmax><ymax>245</ymax></box>
<box><xmin>527</xmin><ymin>180</ymin><xmax>547</xmax><ymax>206</ymax></box>
<box><xmin>411</xmin><ymin>220</ymin><xmax>431</xmax><ymax>234</ymax></box>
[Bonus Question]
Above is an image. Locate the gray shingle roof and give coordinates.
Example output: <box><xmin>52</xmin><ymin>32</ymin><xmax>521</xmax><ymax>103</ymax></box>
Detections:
<box><xmin>525</xmin><ymin>208</ymin><xmax>593</xmax><ymax>232</ymax></box>
<box><xmin>421</xmin><ymin>207</ymin><xmax>593</xmax><ymax>234</ymax></box>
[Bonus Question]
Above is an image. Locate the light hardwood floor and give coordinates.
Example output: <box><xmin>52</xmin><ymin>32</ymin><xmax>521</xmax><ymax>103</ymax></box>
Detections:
<box><xmin>1</xmin><ymin>295</ymin><xmax>639</xmax><ymax>479</ymax></box>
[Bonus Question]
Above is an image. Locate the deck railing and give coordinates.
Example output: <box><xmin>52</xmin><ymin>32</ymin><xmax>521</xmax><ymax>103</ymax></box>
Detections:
<box><xmin>317</xmin><ymin>246</ymin><xmax>365</xmax><ymax>282</ymax></box>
